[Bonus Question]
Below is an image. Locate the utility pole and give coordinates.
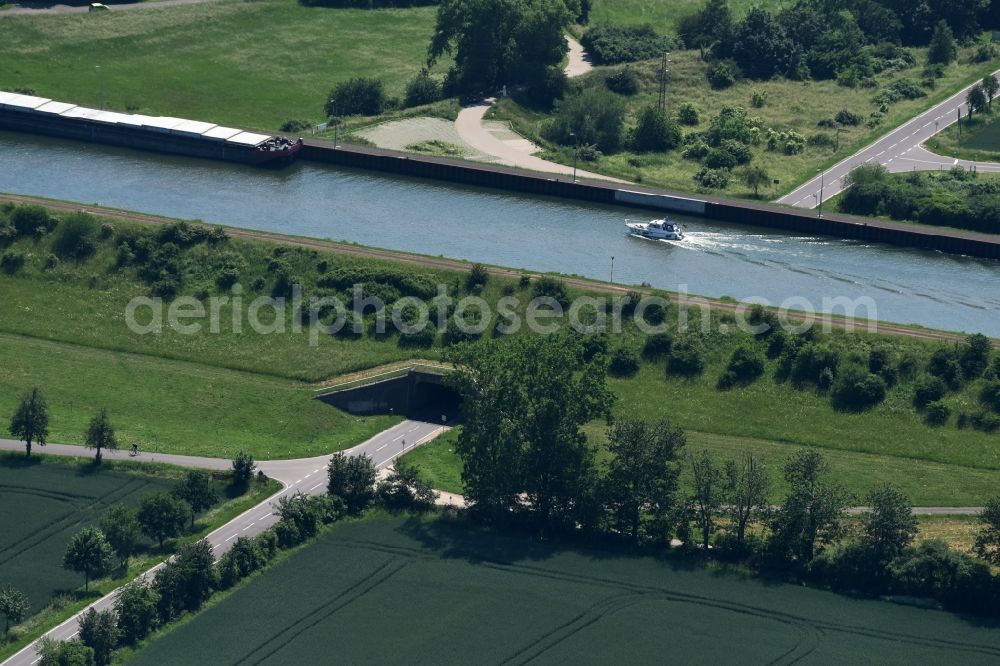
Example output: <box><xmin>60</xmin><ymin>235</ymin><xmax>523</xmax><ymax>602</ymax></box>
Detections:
<box><xmin>569</xmin><ymin>132</ymin><xmax>578</xmax><ymax>183</ymax></box>
<box><xmin>817</xmin><ymin>168</ymin><xmax>825</xmax><ymax>218</ymax></box>
<box><xmin>610</xmin><ymin>256</ymin><xmax>615</xmax><ymax>283</ymax></box>
<box><xmin>657</xmin><ymin>53</ymin><xmax>670</xmax><ymax>114</ymax></box>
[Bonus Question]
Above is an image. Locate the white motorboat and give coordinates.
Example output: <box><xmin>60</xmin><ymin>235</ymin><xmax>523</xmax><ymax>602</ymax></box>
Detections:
<box><xmin>625</xmin><ymin>218</ymin><xmax>685</xmax><ymax>241</ymax></box>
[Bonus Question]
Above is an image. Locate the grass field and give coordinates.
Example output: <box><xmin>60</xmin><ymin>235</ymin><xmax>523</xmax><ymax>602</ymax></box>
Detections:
<box><xmin>0</xmin><ymin>0</ymin><xmax>442</xmax><ymax>130</ymax></box>
<box><xmin>926</xmin><ymin>111</ymin><xmax>1000</xmax><ymax>162</ymax></box>
<box><xmin>493</xmin><ymin>44</ymin><xmax>1000</xmax><ymax>197</ymax></box>
<box><xmin>587</xmin><ymin>0</ymin><xmax>779</xmax><ymax>33</ymax></box>
<box><xmin>127</xmin><ymin>515</ymin><xmax>1000</xmax><ymax>664</ymax></box>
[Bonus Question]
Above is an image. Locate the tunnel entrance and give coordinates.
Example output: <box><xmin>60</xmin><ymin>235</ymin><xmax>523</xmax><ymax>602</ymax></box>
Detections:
<box><xmin>317</xmin><ymin>368</ymin><xmax>462</xmax><ymax>423</ymax></box>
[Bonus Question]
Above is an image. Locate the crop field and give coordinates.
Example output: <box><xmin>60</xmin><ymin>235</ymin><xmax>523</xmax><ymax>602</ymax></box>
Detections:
<box><xmin>0</xmin><ymin>0</ymin><xmax>442</xmax><ymax>130</ymax></box>
<box><xmin>0</xmin><ymin>456</ymin><xmax>173</xmax><ymax>618</ymax></box>
<box><xmin>129</xmin><ymin>516</ymin><xmax>1000</xmax><ymax>664</ymax></box>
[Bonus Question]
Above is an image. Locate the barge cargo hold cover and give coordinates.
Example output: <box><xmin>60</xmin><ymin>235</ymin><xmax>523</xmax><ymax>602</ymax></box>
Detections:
<box><xmin>0</xmin><ymin>92</ymin><xmax>302</xmax><ymax>166</ymax></box>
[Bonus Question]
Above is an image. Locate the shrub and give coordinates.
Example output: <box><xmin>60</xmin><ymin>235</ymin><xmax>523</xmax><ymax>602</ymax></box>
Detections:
<box><xmin>677</xmin><ymin>102</ymin><xmax>700</xmax><ymax>126</ymax></box>
<box><xmin>928</xmin><ymin>347</ymin><xmax>962</xmax><ymax>389</ymax></box>
<box><xmin>960</xmin><ymin>333</ymin><xmax>992</xmax><ymax>380</ymax></box>
<box><xmin>325</xmin><ymin>77</ymin><xmax>386</xmax><ymax>117</ymax></box>
<box><xmin>750</xmin><ymin>89</ymin><xmax>767</xmax><ymax>108</ymax></box>
<box><xmin>667</xmin><ymin>337</ymin><xmax>705</xmax><ymax>377</ymax></box>
<box><xmin>924</xmin><ymin>401</ymin><xmax>950</xmax><ymax>426</ymax></box>
<box><xmin>693</xmin><ymin>167</ymin><xmax>730</xmax><ymax>189</ymax></box>
<box><xmin>98</xmin><ymin>222</ymin><xmax>115</xmax><ymax>239</ymax></box>
<box><xmin>532</xmin><ymin>276</ymin><xmax>570</xmax><ymax>307</ymax></box>
<box><xmin>831</xmin><ymin>366</ymin><xmax>887</xmax><ymax>412</ymax></box>
<box><xmin>543</xmin><ymin>88</ymin><xmax>626</xmax><ymax>153</ymax></box>
<box><xmin>705</xmin><ymin>147</ymin><xmax>738</xmax><ymax>170</ymax></box>
<box><xmin>466</xmin><ymin>263</ymin><xmax>488</xmax><ymax>292</ymax></box>
<box><xmin>835</xmin><ymin>109</ymin><xmax>861</xmax><ymax>126</ymax></box>
<box><xmin>52</xmin><ymin>212</ymin><xmax>99</xmax><ymax>260</ymax></box>
<box><xmin>681</xmin><ymin>141</ymin><xmax>710</xmax><ymax>160</ymax></box>
<box><xmin>11</xmin><ymin>205</ymin><xmax>55</xmax><ymax>237</ymax></box>
<box><xmin>608</xmin><ymin>347</ymin><xmax>640</xmax><ymax>377</ymax></box>
<box><xmin>0</xmin><ymin>249</ymin><xmax>26</xmax><ymax>274</ymax></box>
<box><xmin>630</xmin><ymin>106</ymin><xmax>681</xmax><ymax>152</ymax></box>
<box><xmin>718</xmin><ymin>345</ymin><xmax>765</xmax><ymax>389</ymax></box>
<box><xmin>404</xmin><ymin>69</ymin><xmax>442</xmax><ymax>107</ymax></box>
<box><xmin>280</xmin><ymin>119</ymin><xmax>311</xmax><ymax>133</ymax></box>
<box><xmin>43</xmin><ymin>253</ymin><xmax>59</xmax><ymax>271</ymax></box>
<box><xmin>790</xmin><ymin>343</ymin><xmax>840</xmax><ymax>387</ymax></box>
<box><xmin>981</xmin><ymin>380</ymin><xmax>1000</xmax><ymax>414</ymax></box>
<box><xmin>605</xmin><ymin>68</ymin><xmax>639</xmax><ymax>96</ymax></box>
<box><xmin>580</xmin><ymin>23</ymin><xmax>674</xmax><ymax>65</ymax></box>
<box><xmin>708</xmin><ymin>61</ymin><xmax>738</xmax><ymax>89</ymax></box>
<box><xmin>642</xmin><ymin>333</ymin><xmax>672</xmax><ymax>359</ymax></box>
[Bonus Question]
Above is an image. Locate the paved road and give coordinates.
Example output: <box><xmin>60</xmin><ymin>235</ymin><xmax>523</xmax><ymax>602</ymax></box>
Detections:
<box><xmin>779</xmin><ymin>67</ymin><xmax>1000</xmax><ymax>209</ymax></box>
<box><xmin>0</xmin><ymin>420</ymin><xmax>446</xmax><ymax>666</ymax></box>
<box><xmin>564</xmin><ymin>35</ymin><xmax>593</xmax><ymax>78</ymax></box>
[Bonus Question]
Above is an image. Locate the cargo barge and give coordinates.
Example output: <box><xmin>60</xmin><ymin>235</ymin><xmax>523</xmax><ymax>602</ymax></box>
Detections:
<box><xmin>0</xmin><ymin>92</ymin><xmax>302</xmax><ymax>166</ymax></box>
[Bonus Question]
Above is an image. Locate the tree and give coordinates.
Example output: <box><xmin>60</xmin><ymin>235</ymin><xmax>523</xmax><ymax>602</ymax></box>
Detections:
<box><xmin>137</xmin><ymin>492</ymin><xmax>190</xmax><ymax>549</ymax></box>
<box><xmin>429</xmin><ymin>0</ymin><xmax>574</xmax><ymax>95</ymax></box>
<box><xmin>0</xmin><ymin>585</ymin><xmax>28</xmax><ymax>636</ymax></box>
<box><xmin>730</xmin><ymin>7</ymin><xmax>794</xmax><ymax>79</ymax></box>
<box><xmin>630</xmin><ymin>106</ymin><xmax>681</xmax><ymax>152</ymax></box>
<box><xmin>690</xmin><ymin>451</ymin><xmax>724</xmax><ymax>550</ymax></box>
<box><xmin>960</xmin><ymin>332</ymin><xmax>992</xmax><ymax>379</ymax></box>
<box><xmin>769</xmin><ymin>451</ymin><xmax>850</xmax><ymax>564</ymax></box>
<box><xmin>676</xmin><ymin>0</ymin><xmax>733</xmax><ymax>49</ymax></box>
<box><xmin>377</xmin><ymin>458</ymin><xmax>438</xmax><ymax>511</ymax></box>
<box><xmin>9</xmin><ymin>387</ymin><xmax>49</xmax><ymax>457</ymax></box>
<box><xmin>152</xmin><ymin>540</ymin><xmax>216</xmax><ymax>622</ymax></box>
<box><xmin>603</xmin><ymin>419</ymin><xmax>686</xmax><ymax>543</ymax></box>
<box><xmin>543</xmin><ymin>87</ymin><xmax>627</xmax><ymax>153</ymax></box>
<box><xmin>967</xmin><ymin>83</ymin><xmax>989</xmax><ymax>117</ymax></box>
<box><xmin>231</xmin><ymin>450</ymin><xmax>256</xmax><ymax>491</ymax></box>
<box><xmin>324</xmin><ymin>77</ymin><xmax>386</xmax><ymax>117</ymax></box>
<box><xmin>37</xmin><ymin>638</ymin><xmax>95</xmax><ymax>666</ymax></box>
<box><xmin>447</xmin><ymin>332</ymin><xmax>613</xmax><ymax>528</ymax></box>
<box><xmin>861</xmin><ymin>483</ymin><xmax>918</xmax><ymax>567</ymax></box>
<box><xmin>327</xmin><ymin>453</ymin><xmax>377</xmax><ymax>514</ymax></box>
<box><xmin>172</xmin><ymin>471</ymin><xmax>217</xmax><ymax>528</ymax></box>
<box><xmin>741</xmin><ymin>165</ymin><xmax>771</xmax><ymax>198</ymax></box>
<box><xmin>404</xmin><ymin>68</ymin><xmax>442</xmax><ymax>108</ymax></box>
<box><xmin>725</xmin><ymin>451</ymin><xmax>770</xmax><ymax>546</ymax></box>
<box><xmin>973</xmin><ymin>496</ymin><xmax>1000</xmax><ymax>564</ymax></box>
<box><xmin>983</xmin><ymin>74</ymin><xmax>999</xmax><ymax>110</ymax></box>
<box><xmin>83</xmin><ymin>408</ymin><xmax>117</xmax><ymax>464</ymax></box>
<box><xmin>113</xmin><ymin>579</ymin><xmax>159</xmax><ymax>645</ymax></box>
<box><xmin>99</xmin><ymin>504</ymin><xmax>140</xmax><ymax>569</ymax></box>
<box><xmin>927</xmin><ymin>20</ymin><xmax>957</xmax><ymax>65</ymax></box>
<box><xmin>77</xmin><ymin>608</ymin><xmax>119</xmax><ymax>666</ymax></box>
<box><xmin>62</xmin><ymin>527</ymin><xmax>114</xmax><ymax>592</ymax></box>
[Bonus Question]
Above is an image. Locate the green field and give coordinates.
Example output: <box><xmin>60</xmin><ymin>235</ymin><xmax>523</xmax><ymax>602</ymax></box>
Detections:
<box><xmin>0</xmin><ymin>0</ymin><xmax>442</xmax><ymax>130</ymax></box>
<box><xmin>587</xmin><ymin>0</ymin><xmax>778</xmax><ymax>33</ymax></box>
<box><xmin>127</xmin><ymin>515</ymin><xmax>1000</xmax><ymax>664</ymax></box>
<box><xmin>0</xmin><ymin>455</ymin><xmax>174</xmax><ymax>618</ymax></box>
<box><xmin>926</xmin><ymin>111</ymin><xmax>1000</xmax><ymax>162</ymax></box>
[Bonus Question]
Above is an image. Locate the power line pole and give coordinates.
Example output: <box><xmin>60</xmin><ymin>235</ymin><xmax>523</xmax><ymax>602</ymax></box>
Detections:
<box><xmin>657</xmin><ymin>52</ymin><xmax>669</xmax><ymax>114</ymax></box>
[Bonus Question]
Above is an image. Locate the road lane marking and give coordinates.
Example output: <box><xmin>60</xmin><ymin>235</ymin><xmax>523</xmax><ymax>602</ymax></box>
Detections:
<box><xmin>310</xmin><ymin>482</ymin><xmax>325</xmax><ymax>491</ymax></box>
<box><xmin>225</xmin><ymin>533</ymin><xmax>238</xmax><ymax>542</ymax></box>
<box><xmin>376</xmin><ymin>443</ymin><xmax>388</xmax><ymax>452</ymax></box>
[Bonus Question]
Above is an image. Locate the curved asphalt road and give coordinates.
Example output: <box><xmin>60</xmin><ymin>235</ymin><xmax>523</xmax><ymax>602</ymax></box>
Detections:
<box><xmin>0</xmin><ymin>419</ymin><xmax>446</xmax><ymax>666</ymax></box>
<box><xmin>779</xmin><ymin>67</ymin><xmax>1000</xmax><ymax>209</ymax></box>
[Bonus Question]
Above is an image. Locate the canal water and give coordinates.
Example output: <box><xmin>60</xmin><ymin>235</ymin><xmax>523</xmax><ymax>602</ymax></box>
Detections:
<box><xmin>1</xmin><ymin>131</ymin><xmax>998</xmax><ymax>335</ymax></box>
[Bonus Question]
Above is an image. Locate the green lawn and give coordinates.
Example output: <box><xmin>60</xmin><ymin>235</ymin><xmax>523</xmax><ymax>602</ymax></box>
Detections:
<box><xmin>493</xmin><ymin>44</ymin><xmax>1000</xmax><ymax>198</ymax></box>
<box><xmin>0</xmin><ymin>452</ymin><xmax>280</xmax><ymax>661</ymax></box>
<box><xmin>587</xmin><ymin>0</ymin><xmax>779</xmax><ymax>33</ymax></box>
<box><xmin>926</xmin><ymin>110</ymin><xmax>1000</xmax><ymax>162</ymax></box>
<box><xmin>0</xmin><ymin>0</ymin><xmax>442</xmax><ymax>131</ymax></box>
<box><xmin>127</xmin><ymin>515</ymin><xmax>1000</xmax><ymax>664</ymax></box>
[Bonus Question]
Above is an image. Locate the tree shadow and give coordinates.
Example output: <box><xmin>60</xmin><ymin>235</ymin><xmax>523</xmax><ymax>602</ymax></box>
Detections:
<box><xmin>0</xmin><ymin>453</ymin><xmax>42</xmax><ymax>469</ymax></box>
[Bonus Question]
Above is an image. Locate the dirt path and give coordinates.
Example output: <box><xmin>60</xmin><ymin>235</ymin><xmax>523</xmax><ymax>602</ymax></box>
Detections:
<box><xmin>1</xmin><ymin>192</ymin><xmax>991</xmax><ymax>347</ymax></box>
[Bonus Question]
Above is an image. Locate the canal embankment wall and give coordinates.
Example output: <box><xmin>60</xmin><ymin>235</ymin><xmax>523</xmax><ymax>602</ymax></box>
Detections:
<box><xmin>301</xmin><ymin>139</ymin><xmax>1000</xmax><ymax>260</ymax></box>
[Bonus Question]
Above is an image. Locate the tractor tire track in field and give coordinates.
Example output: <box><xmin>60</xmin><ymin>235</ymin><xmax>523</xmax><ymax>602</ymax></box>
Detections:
<box><xmin>0</xmin><ymin>477</ymin><xmax>146</xmax><ymax>566</ymax></box>
<box><xmin>0</xmin><ymin>193</ymin><xmax>991</xmax><ymax>349</ymax></box>
<box><xmin>331</xmin><ymin>538</ymin><xmax>1000</xmax><ymax>660</ymax></box>
<box><xmin>235</xmin><ymin>558</ymin><xmax>410</xmax><ymax>666</ymax></box>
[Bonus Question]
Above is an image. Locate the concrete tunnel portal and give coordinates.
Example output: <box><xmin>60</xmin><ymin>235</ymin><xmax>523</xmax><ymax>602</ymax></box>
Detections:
<box><xmin>317</xmin><ymin>369</ymin><xmax>462</xmax><ymax>423</ymax></box>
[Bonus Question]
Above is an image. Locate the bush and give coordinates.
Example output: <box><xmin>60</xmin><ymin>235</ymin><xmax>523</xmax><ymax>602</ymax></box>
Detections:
<box><xmin>667</xmin><ymin>336</ymin><xmax>705</xmax><ymax>378</ymax></box>
<box><xmin>718</xmin><ymin>345</ymin><xmax>765</xmax><ymax>389</ymax></box>
<box><xmin>924</xmin><ymin>401</ymin><xmax>950</xmax><ymax>426</ymax></box>
<box><xmin>466</xmin><ymin>263</ymin><xmax>488</xmax><ymax>292</ymax></box>
<box><xmin>835</xmin><ymin>109</ymin><xmax>862</xmax><ymax>126</ymax></box>
<box><xmin>693</xmin><ymin>167</ymin><xmax>730</xmax><ymax>189</ymax></box>
<box><xmin>325</xmin><ymin>77</ymin><xmax>386</xmax><ymax>117</ymax></box>
<box><xmin>708</xmin><ymin>61</ymin><xmax>738</xmax><ymax>89</ymax></box>
<box><xmin>981</xmin><ymin>380</ymin><xmax>1000</xmax><ymax>414</ymax></box>
<box><xmin>0</xmin><ymin>249</ymin><xmax>26</xmax><ymax>274</ymax></box>
<box><xmin>405</xmin><ymin>68</ymin><xmax>442</xmax><ymax>107</ymax></box>
<box><xmin>52</xmin><ymin>212</ymin><xmax>99</xmax><ymax>260</ymax></box>
<box><xmin>543</xmin><ymin>88</ymin><xmax>626</xmax><ymax>153</ymax></box>
<box><xmin>608</xmin><ymin>347</ymin><xmax>640</xmax><ymax>377</ymax></box>
<box><xmin>605</xmin><ymin>68</ymin><xmax>639</xmax><ymax>96</ymax></box>
<box><xmin>580</xmin><ymin>23</ymin><xmax>674</xmax><ymax>65</ymax></box>
<box><xmin>831</xmin><ymin>366</ymin><xmax>887</xmax><ymax>412</ymax></box>
<box><xmin>532</xmin><ymin>276</ymin><xmax>570</xmax><ymax>307</ymax></box>
<box><xmin>677</xmin><ymin>102</ymin><xmax>700</xmax><ymax>126</ymax></box>
<box><xmin>928</xmin><ymin>347</ymin><xmax>962</xmax><ymax>389</ymax></box>
<box><xmin>280</xmin><ymin>119</ymin><xmax>311</xmax><ymax>133</ymax></box>
<box><xmin>790</xmin><ymin>343</ymin><xmax>840</xmax><ymax>387</ymax></box>
<box><xmin>750</xmin><ymin>89</ymin><xmax>767</xmax><ymax>108</ymax></box>
<box><xmin>705</xmin><ymin>147</ymin><xmax>737</xmax><ymax>170</ymax></box>
<box><xmin>642</xmin><ymin>333</ymin><xmax>672</xmax><ymax>360</ymax></box>
<box><xmin>11</xmin><ymin>205</ymin><xmax>55</xmax><ymax>238</ymax></box>
<box><xmin>630</xmin><ymin>106</ymin><xmax>681</xmax><ymax>152</ymax></box>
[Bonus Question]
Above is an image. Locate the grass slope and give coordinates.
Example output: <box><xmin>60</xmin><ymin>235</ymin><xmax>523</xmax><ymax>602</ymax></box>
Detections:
<box><xmin>127</xmin><ymin>515</ymin><xmax>1000</xmax><ymax>664</ymax></box>
<box><xmin>0</xmin><ymin>0</ymin><xmax>442</xmax><ymax>130</ymax></box>
<box><xmin>587</xmin><ymin>0</ymin><xmax>779</xmax><ymax>33</ymax></box>
<box><xmin>926</xmin><ymin>111</ymin><xmax>1000</xmax><ymax>162</ymax></box>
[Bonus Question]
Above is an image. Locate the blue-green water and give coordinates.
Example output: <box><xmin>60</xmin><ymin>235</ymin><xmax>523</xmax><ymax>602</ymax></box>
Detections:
<box><xmin>1</xmin><ymin>131</ymin><xmax>998</xmax><ymax>335</ymax></box>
